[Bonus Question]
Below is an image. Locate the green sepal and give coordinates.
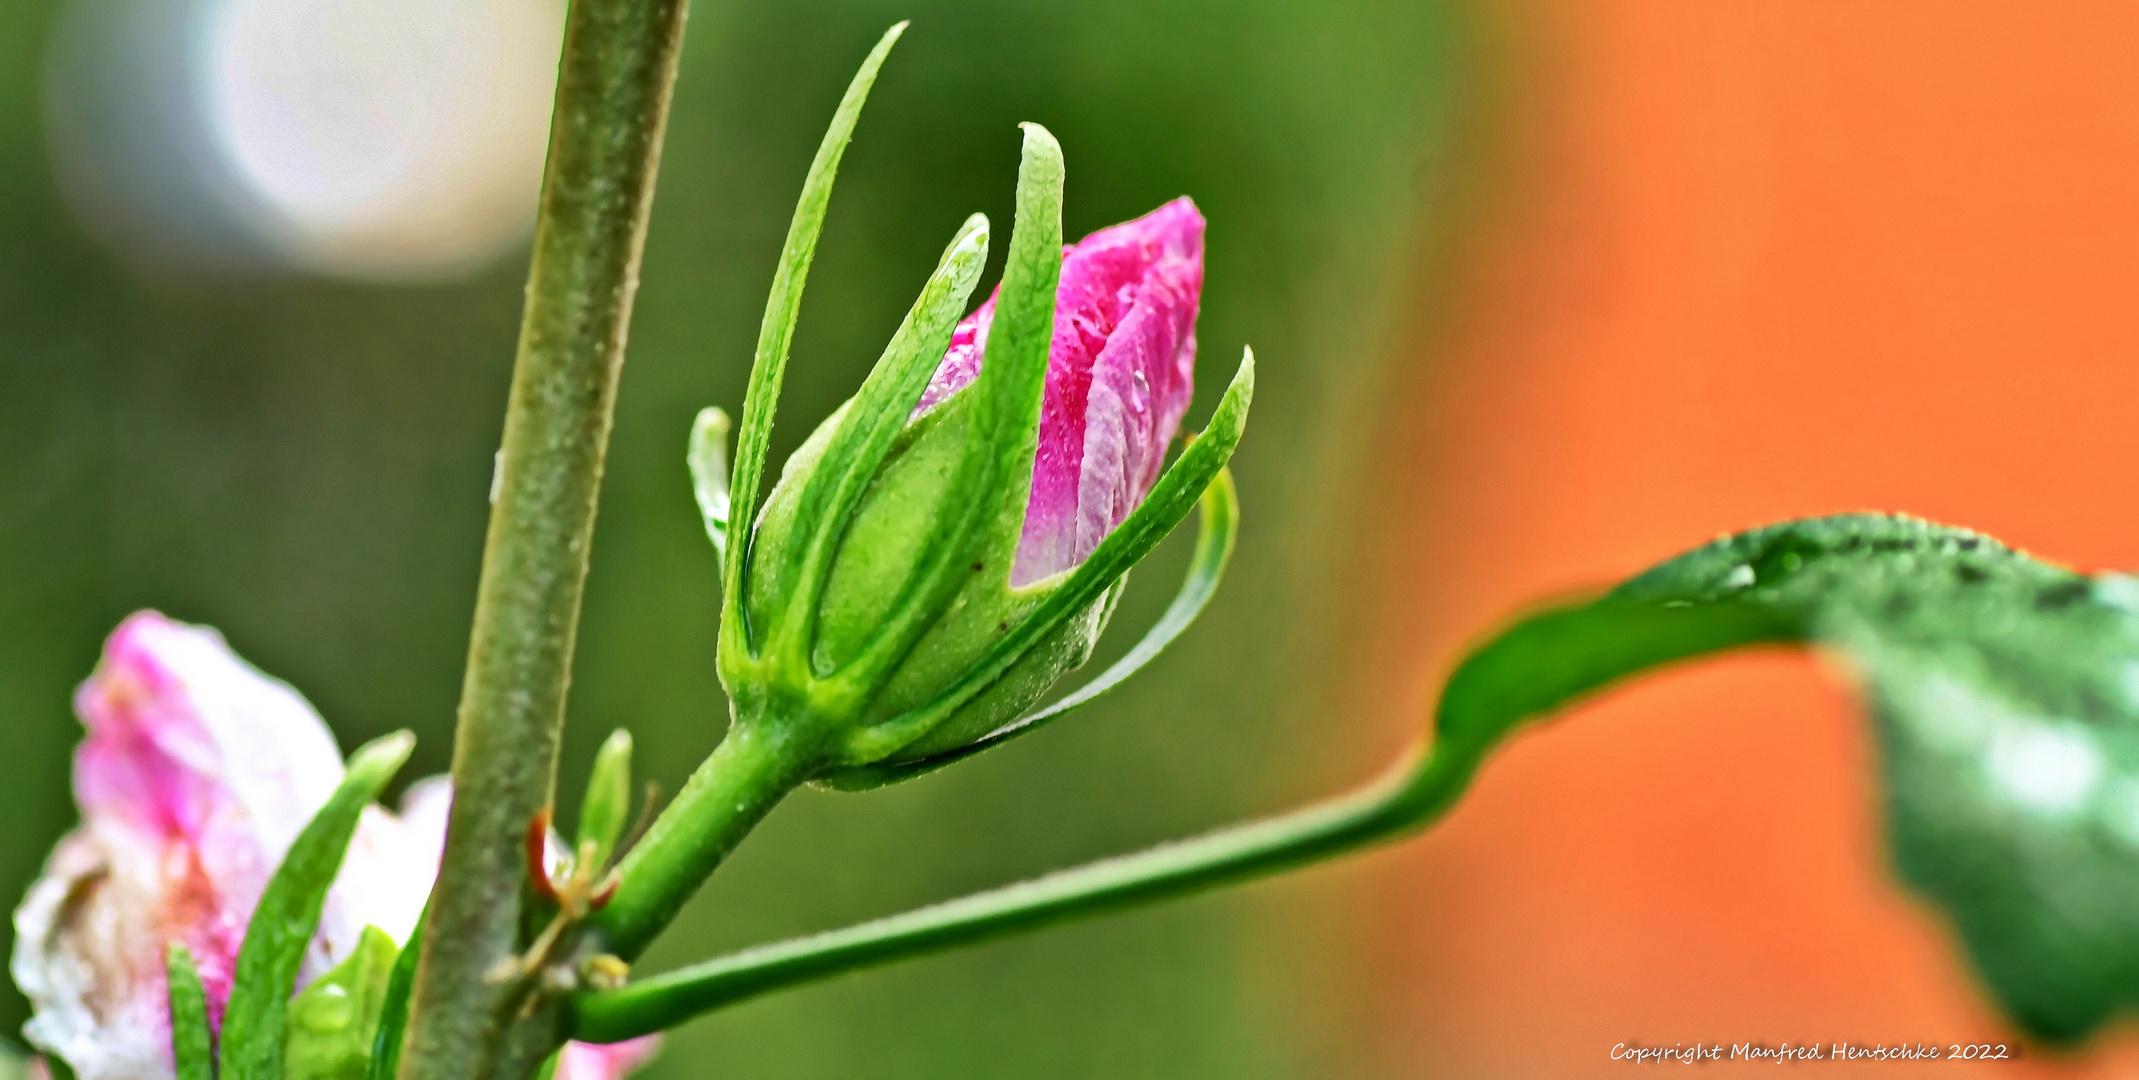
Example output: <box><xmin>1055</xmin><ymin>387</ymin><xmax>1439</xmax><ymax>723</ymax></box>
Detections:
<box><xmin>364</xmin><ymin>905</ymin><xmax>425</xmax><ymax>1080</ymax></box>
<box><xmin>220</xmin><ymin>731</ymin><xmax>413</xmax><ymax>1080</ymax></box>
<box><xmin>285</xmin><ymin>926</ymin><xmax>398</xmax><ymax>1080</ymax></box>
<box><xmin>579</xmin><ymin>728</ymin><xmax>635</xmax><ymax>869</ymax></box>
<box><xmin>837</xmin><ymin>348</ymin><xmax>1254</xmax><ymax>765</ymax></box>
<box><xmin>721</xmin><ymin>22</ymin><xmax>906</xmax><ymax>672</ymax></box>
<box><xmin>165</xmin><ymin>945</ymin><xmax>215</xmax><ymax>1080</ymax></box>
<box><xmin>743</xmin><ymin>212</ymin><xmax>991</xmax><ymax>688</ymax></box>
<box><xmin>959</xmin><ymin>123</ymin><xmax>1065</xmax><ymax>592</ymax></box>
<box><xmin>822</xmin><ymin>467</ymin><xmax>1239</xmax><ymax>790</ymax></box>
<box><xmin>687</xmin><ymin>407</ymin><xmax>732</xmax><ymax>560</ymax></box>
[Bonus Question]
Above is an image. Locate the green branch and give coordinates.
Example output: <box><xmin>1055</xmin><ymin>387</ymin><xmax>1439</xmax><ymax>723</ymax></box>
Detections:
<box><xmin>572</xmin><ymin>514</ymin><xmax>2086</xmax><ymax>1043</ymax></box>
<box><xmin>400</xmin><ymin>0</ymin><xmax>692</xmax><ymax>1076</ymax></box>
<box><xmin>563</xmin><ymin>549</ymin><xmax>1644</xmax><ymax>1041</ymax></box>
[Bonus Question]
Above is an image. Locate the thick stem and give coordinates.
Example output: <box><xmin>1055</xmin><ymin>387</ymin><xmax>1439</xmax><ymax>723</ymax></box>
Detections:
<box><xmin>595</xmin><ymin>719</ymin><xmax>814</xmax><ymax>959</ymax></box>
<box><xmin>400</xmin><ymin>1</ymin><xmax>689</xmax><ymax>1077</ymax></box>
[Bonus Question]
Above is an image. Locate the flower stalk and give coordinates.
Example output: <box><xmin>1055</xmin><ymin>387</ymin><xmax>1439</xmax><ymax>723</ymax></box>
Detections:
<box><xmin>400</xmin><ymin>0</ymin><xmax>692</xmax><ymax>1076</ymax></box>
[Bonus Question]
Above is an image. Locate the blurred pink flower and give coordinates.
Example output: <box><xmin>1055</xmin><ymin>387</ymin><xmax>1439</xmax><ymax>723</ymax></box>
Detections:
<box><xmin>9</xmin><ymin>611</ymin><xmax>655</xmax><ymax>1080</ymax></box>
<box><xmin>553</xmin><ymin>1036</ymin><xmax>662</xmax><ymax>1080</ymax></box>
<box><xmin>917</xmin><ymin>196</ymin><xmax>1205</xmax><ymax>585</ymax></box>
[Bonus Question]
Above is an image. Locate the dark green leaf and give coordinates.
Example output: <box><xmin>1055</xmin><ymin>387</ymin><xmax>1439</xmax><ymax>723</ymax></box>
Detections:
<box><xmin>221</xmin><ymin>731</ymin><xmax>414</xmax><ymax>1080</ymax></box>
<box><xmin>165</xmin><ymin>945</ymin><xmax>215</xmax><ymax>1080</ymax></box>
<box><xmin>1434</xmin><ymin>513</ymin><xmax>2139</xmax><ymax>1041</ymax></box>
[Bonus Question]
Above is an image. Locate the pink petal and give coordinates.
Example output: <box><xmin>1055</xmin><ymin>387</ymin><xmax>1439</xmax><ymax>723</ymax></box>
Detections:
<box><xmin>916</xmin><ymin>198</ymin><xmax>1205</xmax><ymax>585</ymax></box>
<box><xmin>553</xmin><ymin>1036</ymin><xmax>662</xmax><ymax>1080</ymax></box>
<box><xmin>11</xmin><ymin>612</ymin><xmax>447</xmax><ymax>1080</ymax></box>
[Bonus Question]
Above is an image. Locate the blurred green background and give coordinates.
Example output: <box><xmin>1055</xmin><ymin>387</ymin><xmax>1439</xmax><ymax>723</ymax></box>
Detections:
<box><xmin>0</xmin><ymin>0</ymin><xmax>1483</xmax><ymax>1075</ymax></box>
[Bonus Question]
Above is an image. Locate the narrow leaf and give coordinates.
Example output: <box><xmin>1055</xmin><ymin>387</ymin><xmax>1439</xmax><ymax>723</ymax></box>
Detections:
<box><xmin>824</xmin><ymin>467</ymin><xmax>1239</xmax><ymax>789</ymax></box>
<box><xmin>722</xmin><ymin>22</ymin><xmax>907</xmax><ymax>657</ymax></box>
<box><xmin>364</xmin><ymin>906</ymin><xmax>426</xmax><ymax>1080</ymax></box>
<box><xmin>970</xmin><ymin>123</ymin><xmax>1067</xmax><ymax>561</ymax></box>
<box><xmin>578</xmin><ymin>728</ymin><xmax>635</xmax><ymax>869</ymax></box>
<box><xmin>687</xmin><ymin>408</ymin><xmax>732</xmax><ymax>559</ymax></box>
<box><xmin>165</xmin><ymin>945</ymin><xmax>215</xmax><ymax>1080</ymax></box>
<box><xmin>221</xmin><ymin>731</ymin><xmax>414</xmax><ymax>1080</ymax></box>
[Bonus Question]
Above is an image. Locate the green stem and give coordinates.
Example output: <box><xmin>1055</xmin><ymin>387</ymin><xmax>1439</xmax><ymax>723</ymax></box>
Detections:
<box><xmin>569</xmin><ymin>741</ymin><xmax>1473</xmax><ymax>1041</ymax></box>
<box><xmin>596</xmin><ymin>720</ymin><xmax>815</xmax><ymax>959</ymax></box>
<box><xmin>400</xmin><ymin>0</ymin><xmax>690</xmax><ymax>1076</ymax></box>
<box><xmin>567</xmin><ymin>580</ymin><xmax>1805</xmax><ymax>1042</ymax></box>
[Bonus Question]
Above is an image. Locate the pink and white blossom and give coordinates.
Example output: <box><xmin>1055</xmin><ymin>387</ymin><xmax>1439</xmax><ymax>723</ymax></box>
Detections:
<box><xmin>10</xmin><ymin>612</ymin><xmax>655</xmax><ymax>1080</ymax></box>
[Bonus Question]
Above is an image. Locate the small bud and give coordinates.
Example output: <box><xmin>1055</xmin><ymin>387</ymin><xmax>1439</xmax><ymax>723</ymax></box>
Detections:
<box><xmin>526</xmin><ymin>807</ymin><xmax>564</xmax><ymax>904</ymax></box>
<box><xmin>577</xmin><ymin>729</ymin><xmax>634</xmax><ymax>871</ymax></box>
<box><xmin>580</xmin><ymin>954</ymin><xmax>631</xmax><ymax>991</ymax></box>
<box><xmin>712</xmin><ymin>123</ymin><xmax>1245</xmax><ymax>778</ymax></box>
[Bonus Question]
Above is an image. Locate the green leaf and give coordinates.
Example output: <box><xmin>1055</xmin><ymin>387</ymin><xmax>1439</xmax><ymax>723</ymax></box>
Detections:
<box><xmin>221</xmin><ymin>731</ymin><xmax>414</xmax><ymax>1080</ymax></box>
<box><xmin>687</xmin><ymin>407</ymin><xmax>732</xmax><ymax>559</ymax></box>
<box><xmin>285</xmin><ymin>926</ymin><xmax>398</xmax><ymax>1080</ymax></box>
<box><xmin>822</xmin><ymin>467</ymin><xmax>1239</xmax><ymax>789</ymax></box>
<box><xmin>165</xmin><ymin>945</ymin><xmax>215</xmax><ymax>1080</ymax></box>
<box><xmin>1434</xmin><ymin>514</ymin><xmax>2139</xmax><ymax>1041</ymax></box>
<box><xmin>365</xmin><ymin>906</ymin><xmax>426</xmax><ymax>1080</ymax></box>
<box><xmin>721</xmin><ymin>22</ymin><xmax>906</xmax><ymax>663</ymax></box>
<box><xmin>579</xmin><ymin>728</ymin><xmax>636</xmax><ymax>869</ymax></box>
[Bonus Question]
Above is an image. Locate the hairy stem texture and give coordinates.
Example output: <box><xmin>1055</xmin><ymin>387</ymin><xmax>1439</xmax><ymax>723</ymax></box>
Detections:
<box><xmin>400</xmin><ymin>1</ymin><xmax>690</xmax><ymax>1076</ymax></box>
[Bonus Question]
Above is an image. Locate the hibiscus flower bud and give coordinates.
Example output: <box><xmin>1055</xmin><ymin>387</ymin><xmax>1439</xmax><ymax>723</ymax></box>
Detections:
<box><xmin>708</xmin><ymin>121</ymin><xmax>1253</xmax><ymax>775</ymax></box>
<box><xmin>9</xmin><ymin>612</ymin><xmax>655</xmax><ymax>1080</ymax></box>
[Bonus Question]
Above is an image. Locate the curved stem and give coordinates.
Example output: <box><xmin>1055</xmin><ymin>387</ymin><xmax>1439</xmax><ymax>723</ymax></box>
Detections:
<box><xmin>570</xmin><ymin>584</ymin><xmax>1806</xmax><ymax>1043</ymax></box>
<box><xmin>401</xmin><ymin>0</ymin><xmax>690</xmax><ymax>1076</ymax></box>
<box><xmin>568</xmin><ymin>740</ymin><xmax>1477</xmax><ymax>1042</ymax></box>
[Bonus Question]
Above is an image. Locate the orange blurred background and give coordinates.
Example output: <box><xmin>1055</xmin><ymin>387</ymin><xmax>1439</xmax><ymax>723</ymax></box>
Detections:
<box><xmin>1360</xmin><ymin>2</ymin><xmax>2139</xmax><ymax>1075</ymax></box>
